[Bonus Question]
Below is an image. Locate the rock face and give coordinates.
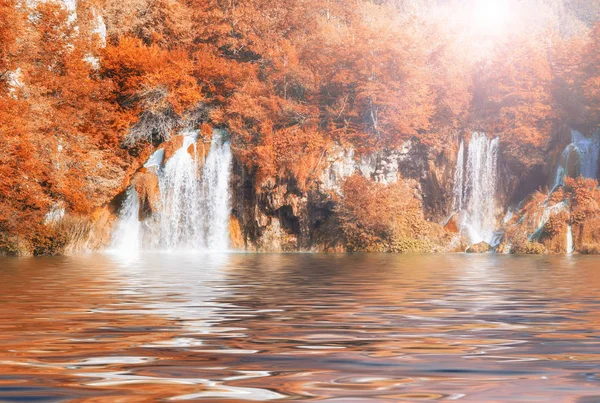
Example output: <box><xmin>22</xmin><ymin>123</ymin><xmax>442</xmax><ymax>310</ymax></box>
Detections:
<box><xmin>228</xmin><ymin>216</ymin><xmax>245</xmax><ymax>249</ymax></box>
<box><xmin>227</xmin><ymin>141</ymin><xmax>459</xmax><ymax>252</ymax></box>
<box><xmin>34</xmin><ymin>207</ymin><xmax>117</xmax><ymax>256</ymax></box>
<box><xmin>230</xmin><ymin>159</ymin><xmax>318</xmax><ymax>252</ymax></box>
<box><xmin>133</xmin><ymin>169</ymin><xmax>161</xmax><ymax>220</ymax></box>
<box><xmin>18</xmin><ymin>126</ymin><xmax>600</xmax><ymax>256</ymax></box>
<box><xmin>444</xmin><ymin>212</ymin><xmax>461</xmax><ymax>233</ymax></box>
<box><xmin>99</xmin><ymin>133</ymin><xmax>535</xmax><ymax>254</ymax></box>
<box><xmin>466</xmin><ymin>241</ymin><xmax>491</xmax><ymax>253</ymax></box>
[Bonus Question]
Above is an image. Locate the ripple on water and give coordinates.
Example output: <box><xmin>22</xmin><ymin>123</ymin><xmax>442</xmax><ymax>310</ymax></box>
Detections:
<box><xmin>1</xmin><ymin>254</ymin><xmax>600</xmax><ymax>402</ymax></box>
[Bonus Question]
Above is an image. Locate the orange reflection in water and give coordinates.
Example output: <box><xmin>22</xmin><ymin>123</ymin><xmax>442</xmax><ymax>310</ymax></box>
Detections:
<box><xmin>0</xmin><ymin>254</ymin><xmax>600</xmax><ymax>402</ymax></box>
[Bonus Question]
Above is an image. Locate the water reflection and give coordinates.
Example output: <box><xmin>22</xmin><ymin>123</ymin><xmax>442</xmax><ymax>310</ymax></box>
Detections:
<box><xmin>0</xmin><ymin>254</ymin><xmax>600</xmax><ymax>402</ymax></box>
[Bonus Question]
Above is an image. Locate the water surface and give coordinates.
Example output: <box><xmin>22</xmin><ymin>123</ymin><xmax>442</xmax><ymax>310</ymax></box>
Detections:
<box><xmin>1</xmin><ymin>254</ymin><xmax>599</xmax><ymax>402</ymax></box>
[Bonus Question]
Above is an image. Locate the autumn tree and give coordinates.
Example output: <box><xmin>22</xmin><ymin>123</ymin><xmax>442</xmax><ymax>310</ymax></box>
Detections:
<box><xmin>0</xmin><ymin>0</ymin><xmax>25</xmax><ymax>95</ymax></box>
<box><xmin>336</xmin><ymin>175</ymin><xmax>434</xmax><ymax>252</ymax></box>
<box><xmin>474</xmin><ymin>33</ymin><xmax>555</xmax><ymax>167</ymax></box>
<box><xmin>101</xmin><ymin>36</ymin><xmax>203</xmax><ymax>145</ymax></box>
<box><xmin>581</xmin><ymin>23</ymin><xmax>600</xmax><ymax>127</ymax></box>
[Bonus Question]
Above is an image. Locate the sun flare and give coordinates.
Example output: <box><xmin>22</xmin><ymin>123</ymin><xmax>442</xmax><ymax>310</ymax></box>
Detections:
<box><xmin>473</xmin><ymin>0</ymin><xmax>511</xmax><ymax>35</ymax></box>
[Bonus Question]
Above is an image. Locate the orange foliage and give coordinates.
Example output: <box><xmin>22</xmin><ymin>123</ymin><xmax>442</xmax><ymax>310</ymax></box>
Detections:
<box><xmin>2</xmin><ymin>0</ymin><xmax>600</xmax><ymax>254</ymax></box>
<box><xmin>0</xmin><ymin>0</ymin><xmax>21</xmax><ymax>90</ymax></box>
<box><xmin>253</xmin><ymin>125</ymin><xmax>326</xmax><ymax>190</ymax></box>
<box><xmin>336</xmin><ymin>175</ymin><xmax>434</xmax><ymax>252</ymax></box>
<box><xmin>565</xmin><ymin>177</ymin><xmax>600</xmax><ymax>222</ymax></box>
<box><xmin>582</xmin><ymin>23</ymin><xmax>600</xmax><ymax>126</ymax></box>
<box><xmin>0</xmin><ymin>0</ymin><xmax>142</xmax><ymax>253</ymax></box>
<box><xmin>475</xmin><ymin>33</ymin><xmax>555</xmax><ymax>167</ymax></box>
<box><xmin>310</xmin><ymin>8</ymin><xmax>470</xmax><ymax>151</ymax></box>
<box><xmin>0</xmin><ymin>99</ymin><xmax>50</xmax><ymax>243</ymax></box>
<box><xmin>505</xmin><ymin>178</ymin><xmax>600</xmax><ymax>254</ymax></box>
<box><xmin>102</xmin><ymin>37</ymin><xmax>201</xmax><ymax>113</ymax></box>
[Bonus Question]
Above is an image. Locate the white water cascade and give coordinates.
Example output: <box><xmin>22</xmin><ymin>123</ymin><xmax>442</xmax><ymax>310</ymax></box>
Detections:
<box><xmin>110</xmin><ymin>187</ymin><xmax>142</xmax><ymax>256</ymax></box>
<box><xmin>110</xmin><ymin>130</ymin><xmax>232</xmax><ymax>254</ymax></box>
<box><xmin>453</xmin><ymin>132</ymin><xmax>500</xmax><ymax>245</ymax></box>
<box><xmin>552</xmin><ymin>129</ymin><xmax>600</xmax><ymax>192</ymax></box>
<box><xmin>529</xmin><ymin>200</ymin><xmax>569</xmax><ymax>241</ymax></box>
<box><xmin>453</xmin><ymin>140</ymin><xmax>465</xmax><ymax>212</ymax></box>
<box><xmin>158</xmin><ymin>131</ymin><xmax>205</xmax><ymax>249</ymax></box>
<box><xmin>199</xmin><ymin>132</ymin><xmax>233</xmax><ymax>250</ymax></box>
<box><xmin>566</xmin><ymin>225</ymin><xmax>574</xmax><ymax>254</ymax></box>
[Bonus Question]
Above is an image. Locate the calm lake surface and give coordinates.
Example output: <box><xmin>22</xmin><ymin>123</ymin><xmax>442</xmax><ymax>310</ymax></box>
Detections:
<box><xmin>1</xmin><ymin>254</ymin><xmax>600</xmax><ymax>402</ymax></box>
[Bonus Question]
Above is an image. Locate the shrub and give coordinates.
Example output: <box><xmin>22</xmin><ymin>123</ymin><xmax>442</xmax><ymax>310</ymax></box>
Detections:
<box><xmin>336</xmin><ymin>175</ymin><xmax>433</xmax><ymax>252</ymax></box>
<box><xmin>512</xmin><ymin>241</ymin><xmax>546</xmax><ymax>255</ymax></box>
<box><xmin>580</xmin><ymin>243</ymin><xmax>600</xmax><ymax>254</ymax></box>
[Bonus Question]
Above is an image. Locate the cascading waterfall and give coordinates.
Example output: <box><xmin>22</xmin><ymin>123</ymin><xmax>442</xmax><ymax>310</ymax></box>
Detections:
<box><xmin>199</xmin><ymin>133</ymin><xmax>233</xmax><ymax>250</ymax></box>
<box><xmin>566</xmin><ymin>225</ymin><xmax>574</xmax><ymax>254</ymax></box>
<box><xmin>453</xmin><ymin>132</ymin><xmax>500</xmax><ymax>245</ymax></box>
<box><xmin>529</xmin><ymin>201</ymin><xmax>569</xmax><ymax>241</ymax></box>
<box><xmin>574</xmin><ymin>130</ymin><xmax>600</xmax><ymax>179</ymax></box>
<box><xmin>552</xmin><ymin>144</ymin><xmax>576</xmax><ymax>192</ymax></box>
<box><xmin>110</xmin><ymin>130</ymin><xmax>232</xmax><ymax>253</ymax></box>
<box><xmin>110</xmin><ymin>187</ymin><xmax>141</xmax><ymax>256</ymax></box>
<box><xmin>158</xmin><ymin>131</ymin><xmax>204</xmax><ymax>249</ymax></box>
<box><xmin>552</xmin><ymin>129</ymin><xmax>600</xmax><ymax>191</ymax></box>
<box><xmin>541</xmin><ymin>128</ymin><xmax>599</xmax><ymax>252</ymax></box>
<box><xmin>453</xmin><ymin>140</ymin><xmax>465</xmax><ymax>212</ymax></box>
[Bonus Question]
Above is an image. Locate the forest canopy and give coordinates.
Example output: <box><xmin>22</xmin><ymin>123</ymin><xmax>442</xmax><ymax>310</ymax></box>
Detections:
<box><xmin>1</xmin><ymin>0</ymin><xmax>600</xmax><ymax>249</ymax></box>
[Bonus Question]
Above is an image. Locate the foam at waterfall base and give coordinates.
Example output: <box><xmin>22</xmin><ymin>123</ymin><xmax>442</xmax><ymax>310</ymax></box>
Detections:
<box><xmin>109</xmin><ymin>130</ymin><xmax>232</xmax><ymax>256</ymax></box>
<box><xmin>108</xmin><ymin>187</ymin><xmax>141</xmax><ymax>258</ymax></box>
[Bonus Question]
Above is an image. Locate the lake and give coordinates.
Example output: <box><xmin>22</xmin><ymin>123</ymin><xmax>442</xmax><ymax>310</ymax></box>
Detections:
<box><xmin>0</xmin><ymin>254</ymin><xmax>599</xmax><ymax>402</ymax></box>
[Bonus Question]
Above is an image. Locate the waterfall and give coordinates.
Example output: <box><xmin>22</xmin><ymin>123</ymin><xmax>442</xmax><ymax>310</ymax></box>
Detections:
<box><xmin>552</xmin><ymin>129</ymin><xmax>600</xmax><ymax>191</ymax></box>
<box><xmin>453</xmin><ymin>140</ymin><xmax>465</xmax><ymax>212</ymax></box>
<box><xmin>199</xmin><ymin>133</ymin><xmax>233</xmax><ymax>250</ymax></box>
<box><xmin>552</xmin><ymin>144</ymin><xmax>576</xmax><ymax>191</ymax></box>
<box><xmin>573</xmin><ymin>130</ymin><xmax>600</xmax><ymax>179</ymax></box>
<box><xmin>529</xmin><ymin>201</ymin><xmax>569</xmax><ymax>242</ymax></box>
<box><xmin>110</xmin><ymin>130</ymin><xmax>232</xmax><ymax>253</ymax></box>
<box><xmin>145</xmin><ymin>148</ymin><xmax>164</xmax><ymax>168</ymax></box>
<box><xmin>566</xmin><ymin>225</ymin><xmax>574</xmax><ymax>254</ymax></box>
<box><xmin>453</xmin><ymin>132</ymin><xmax>499</xmax><ymax>245</ymax></box>
<box><xmin>158</xmin><ymin>131</ymin><xmax>204</xmax><ymax>249</ymax></box>
<box><xmin>110</xmin><ymin>187</ymin><xmax>141</xmax><ymax>256</ymax></box>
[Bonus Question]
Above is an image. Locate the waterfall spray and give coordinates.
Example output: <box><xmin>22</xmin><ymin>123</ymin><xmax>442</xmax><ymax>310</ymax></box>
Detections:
<box><xmin>110</xmin><ymin>130</ymin><xmax>232</xmax><ymax>254</ymax></box>
<box><xmin>200</xmin><ymin>132</ymin><xmax>232</xmax><ymax>251</ymax></box>
<box><xmin>110</xmin><ymin>187</ymin><xmax>141</xmax><ymax>256</ymax></box>
<box><xmin>453</xmin><ymin>140</ymin><xmax>465</xmax><ymax>212</ymax></box>
<box><xmin>158</xmin><ymin>131</ymin><xmax>204</xmax><ymax>249</ymax></box>
<box><xmin>453</xmin><ymin>132</ymin><xmax>499</xmax><ymax>245</ymax></box>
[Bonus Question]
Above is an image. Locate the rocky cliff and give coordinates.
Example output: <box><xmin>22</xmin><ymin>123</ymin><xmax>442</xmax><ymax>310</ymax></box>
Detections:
<box><xmin>2</xmin><ymin>0</ymin><xmax>600</xmax><ymax>256</ymax></box>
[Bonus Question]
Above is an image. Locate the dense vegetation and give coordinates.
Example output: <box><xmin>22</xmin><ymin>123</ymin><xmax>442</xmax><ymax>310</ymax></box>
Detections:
<box><xmin>1</xmin><ymin>0</ymin><xmax>599</xmax><ymax>252</ymax></box>
<box><xmin>503</xmin><ymin>177</ymin><xmax>600</xmax><ymax>254</ymax></box>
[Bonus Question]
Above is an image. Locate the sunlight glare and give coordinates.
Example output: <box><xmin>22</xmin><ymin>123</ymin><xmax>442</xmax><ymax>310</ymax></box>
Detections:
<box><xmin>473</xmin><ymin>0</ymin><xmax>511</xmax><ymax>35</ymax></box>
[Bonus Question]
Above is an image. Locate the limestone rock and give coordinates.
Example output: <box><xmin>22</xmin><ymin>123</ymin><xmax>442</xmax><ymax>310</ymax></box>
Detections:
<box><xmin>466</xmin><ymin>241</ymin><xmax>491</xmax><ymax>253</ymax></box>
<box><xmin>444</xmin><ymin>212</ymin><xmax>461</xmax><ymax>233</ymax></box>
<box><xmin>229</xmin><ymin>216</ymin><xmax>245</xmax><ymax>249</ymax></box>
<box><xmin>580</xmin><ymin>243</ymin><xmax>600</xmax><ymax>254</ymax></box>
<box><xmin>133</xmin><ymin>170</ymin><xmax>161</xmax><ymax>220</ymax></box>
